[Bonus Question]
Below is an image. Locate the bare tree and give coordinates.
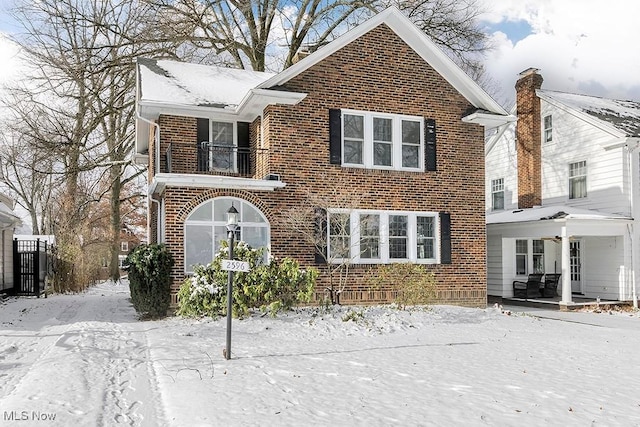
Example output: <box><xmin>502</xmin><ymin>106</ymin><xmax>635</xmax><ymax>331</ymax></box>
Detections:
<box><xmin>147</xmin><ymin>0</ymin><xmax>490</xmax><ymax>73</ymax></box>
<box><xmin>281</xmin><ymin>175</ymin><xmax>367</xmax><ymax>304</ymax></box>
<box><xmin>147</xmin><ymin>0</ymin><xmax>375</xmax><ymax>71</ymax></box>
<box><xmin>5</xmin><ymin>0</ymin><xmax>178</xmax><ymax>284</ymax></box>
<box><xmin>0</xmin><ymin>130</ymin><xmax>57</xmax><ymax>235</ymax></box>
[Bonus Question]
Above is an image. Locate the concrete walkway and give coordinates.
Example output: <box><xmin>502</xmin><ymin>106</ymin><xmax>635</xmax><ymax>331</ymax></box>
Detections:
<box><xmin>505</xmin><ymin>304</ymin><xmax>640</xmax><ymax>331</ymax></box>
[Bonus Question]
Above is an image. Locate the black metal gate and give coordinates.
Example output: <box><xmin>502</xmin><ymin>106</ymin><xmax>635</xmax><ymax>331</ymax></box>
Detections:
<box><xmin>12</xmin><ymin>239</ymin><xmax>49</xmax><ymax>297</ymax></box>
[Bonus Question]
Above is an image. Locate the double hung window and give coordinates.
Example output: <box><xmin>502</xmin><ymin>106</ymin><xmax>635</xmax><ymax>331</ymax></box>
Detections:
<box><xmin>327</xmin><ymin>209</ymin><xmax>440</xmax><ymax>264</ymax></box>
<box><xmin>341</xmin><ymin>110</ymin><xmax>423</xmax><ymax>171</ymax></box>
<box><xmin>543</xmin><ymin>115</ymin><xmax>553</xmax><ymax>143</ymax></box>
<box><xmin>569</xmin><ymin>160</ymin><xmax>587</xmax><ymax>199</ymax></box>
<box><xmin>491</xmin><ymin>178</ymin><xmax>505</xmax><ymax>211</ymax></box>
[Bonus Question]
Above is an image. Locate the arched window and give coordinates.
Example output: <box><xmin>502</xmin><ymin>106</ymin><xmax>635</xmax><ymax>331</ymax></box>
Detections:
<box><xmin>184</xmin><ymin>197</ymin><xmax>269</xmax><ymax>273</ymax></box>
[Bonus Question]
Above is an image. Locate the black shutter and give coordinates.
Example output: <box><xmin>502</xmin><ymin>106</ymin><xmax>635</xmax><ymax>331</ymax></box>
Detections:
<box><xmin>237</xmin><ymin>122</ymin><xmax>250</xmax><ymax>148</ymax></box>
<box><xmin>314</xmin><ymin>207</ymin><xmax>328</xmax><ymax>264</ymax></box>
<box><xmin>425</xmin><ymin>118</ymin><xmax>436</xmax><ymax>171</ymax></box>
<box><xmin>237</xmin><ymin>122</ymin><xmax>250</xmax><ymax>174</ymax></box>
<box><xmin>439</xmin><ymin>212</ymin><xmax>451</xmax><ymax>264</ymax></box>
<box><xmin>197</xmin><ymin>118</ymin><xmax>209</xmax><ymax>172</ymax></box>
<box><xmin>329</xmin><ymin>109</ymin><xmax>341</xmax><ymax>165</ymax></box>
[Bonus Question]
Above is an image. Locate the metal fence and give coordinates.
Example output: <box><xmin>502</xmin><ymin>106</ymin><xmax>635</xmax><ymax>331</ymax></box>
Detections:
<box><xmin>12</xmin><ymin>239</ymin><xmax>51</xmax><ymax>297</ymax></box>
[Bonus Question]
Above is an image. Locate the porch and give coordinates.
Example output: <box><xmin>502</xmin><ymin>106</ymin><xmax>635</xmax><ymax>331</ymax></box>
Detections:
<box><xmin>488</xmin><ymin>294</ymin><xmax>632</xmax><ymax>311</ymax></box>
<box><xmin>487</xmin><ymin>206</ymin><xmax>638</xmax><ymax>306</ymax></box>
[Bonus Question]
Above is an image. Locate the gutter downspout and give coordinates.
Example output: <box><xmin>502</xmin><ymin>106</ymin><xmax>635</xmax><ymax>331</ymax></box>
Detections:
<box><xmin>136</xmin><ymin>111</ymin><xmax>161</xmax><ymax>244</ymax></box>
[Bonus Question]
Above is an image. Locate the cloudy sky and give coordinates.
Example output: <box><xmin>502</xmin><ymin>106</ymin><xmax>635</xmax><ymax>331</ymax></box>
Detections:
<box><xmin>0</xmin><ymin>1</ymin><xmax>638</xmax><ymax>105</ymax></box>
<box><xmin>479</xmin><ymin>0</ymin><xmax>640</xmax><ymax>105</ymax></box>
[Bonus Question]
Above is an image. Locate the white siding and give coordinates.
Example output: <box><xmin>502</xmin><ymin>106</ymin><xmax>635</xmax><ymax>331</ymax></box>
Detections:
<box><xmin>486</xmin><ymin>233</ymin><xmax>503</xmax><ymax>296</ymax></box>
<box><xmin>1</xmin><ymin>229</ymin><xmax>14</xmax><ymax>291</ymax></box>
<box><xmin>540</xmin><ymin>100</ymin><xmax>631</xmax><ymax>216</ymax></box>
<box><xmin>485</xmin><ymin>123</ymin><xmax>518</xmax><ymax>214</ymax></box>
<box><xmin>582</xmin><ymin>236</ymin><xmax>625</xmax><ymax>300</ymax></box>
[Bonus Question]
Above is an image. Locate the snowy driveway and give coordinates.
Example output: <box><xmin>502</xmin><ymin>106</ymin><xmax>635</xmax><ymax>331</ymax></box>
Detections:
<box><xmin>1</xmin><ymin>282</ymin><xmax>640</xmax><ymax>426</ymax></box>
<box><xmin>0</xmin><ymin>282</ymin><xmax>161</xmax><ymax>425</ymax></box>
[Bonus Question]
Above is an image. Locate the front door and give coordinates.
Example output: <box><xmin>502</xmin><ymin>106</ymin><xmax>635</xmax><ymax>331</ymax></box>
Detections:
<box><xmin>570</xmin><ymin>241</ymin><xmax>583</xmax><ymax>294</ymax></box>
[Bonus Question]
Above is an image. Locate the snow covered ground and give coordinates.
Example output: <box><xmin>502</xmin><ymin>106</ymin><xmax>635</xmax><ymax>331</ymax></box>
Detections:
<box><xmin>0</xmin><ymin>281</ymin><xmax>639</xmax><ymax>426</ymax></box>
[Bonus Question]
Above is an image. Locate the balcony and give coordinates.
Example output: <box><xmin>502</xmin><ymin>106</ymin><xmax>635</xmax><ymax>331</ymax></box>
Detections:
<box><xmin>163</xmin><ymin>142</ymin><xmax>267</xmax><ymax>177</ymax></box>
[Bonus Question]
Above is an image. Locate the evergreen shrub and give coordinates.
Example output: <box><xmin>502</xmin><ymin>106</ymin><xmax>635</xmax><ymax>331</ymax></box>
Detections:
<box><xmin>126</xmin><ymin>244</ymin><xmax>174</xmax><ymax>318</ymax></box>
<box><xmin>177</xmin><ymin>241</ymin><xmax>317</xmax><ymax>318</ymax></box>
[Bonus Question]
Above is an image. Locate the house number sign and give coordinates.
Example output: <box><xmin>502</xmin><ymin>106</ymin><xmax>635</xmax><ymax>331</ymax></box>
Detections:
<box><xmin>221</xmin><ymin>260</ymin><xmax>251</xmax><ymax>272</ymax></box>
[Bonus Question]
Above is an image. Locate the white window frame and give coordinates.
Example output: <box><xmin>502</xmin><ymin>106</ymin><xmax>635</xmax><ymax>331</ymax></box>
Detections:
<box><xmin>327</xmin><ymin>209</ymin><xmax>440</xmax><ymax>264</ymax></box>
<box><xmin>205</xmin><ymin>120</ymin><xmax>237</xmax><ymax>173</ymax></box>
<box><xmin>491</xmin><ymin>178</ymin><xmax>505</xmax><ymax>211</ymax></box>
<box><xmin>183</xmin><ymin>197</ymin><xmax>270</xmax><ymax>273</ymax></box>
<box><xmin>569</xmin><ymin>160</ymin><xmax>587</xmax><ymax>199</ymax></box>
<box><xmin>120</xmin><ymin>241</ymin><xmax>129</xmax><ymax>252</ymax></box>
<box><xmin>543</xmin><ymin>114</ymin><xmax>553</xmax><ymax>143</ymax></box>
<box><xmin>515</xmin><ymin>239</ymin><xmax>545</xmax><ymax>276</ymax></box>
<box><xmin>341</xmin><ymin>109</ymin><xmax>424</xmax><ymax>172</ymax></box>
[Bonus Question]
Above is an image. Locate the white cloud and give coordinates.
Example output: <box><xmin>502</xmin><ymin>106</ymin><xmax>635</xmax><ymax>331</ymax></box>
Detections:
<box><xmin>0</xmin><ymin>33</ymin><xmax>21</xmax><ymax>85</ymax></box>
<box><xmin>480</xmin><ymin>0</ymin><xmax>640</xmax><ymax>105</ymax></box>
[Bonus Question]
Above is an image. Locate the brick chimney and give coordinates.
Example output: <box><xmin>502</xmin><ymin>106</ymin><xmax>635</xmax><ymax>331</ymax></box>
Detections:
<box><xmin>515</xmin><ymin>68</ymin><xmax>543</xmax><ymax>208</ymax></box>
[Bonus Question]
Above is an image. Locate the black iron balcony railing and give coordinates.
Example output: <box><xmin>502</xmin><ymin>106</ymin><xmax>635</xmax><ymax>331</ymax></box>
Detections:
<box><xmin>164</xmin><ymin>142</ymin><xmax>266</xmax><ymax>176</ymax></box>
<box><xmin>196</xmin><ymin>142</ymin><xmax>252</xmax><ymax>175</ymax></box>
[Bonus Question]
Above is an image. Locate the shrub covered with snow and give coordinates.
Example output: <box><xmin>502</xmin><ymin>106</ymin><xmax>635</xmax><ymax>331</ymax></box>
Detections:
<box><xmin>126</xmin><ymin>244</ymin><xmax>174</xmax><ymax>318</ymax></box>
<box><xmin>177</xmin><ymin>240</ymin><xmax>317</xmax><ymax>318</ymax></box>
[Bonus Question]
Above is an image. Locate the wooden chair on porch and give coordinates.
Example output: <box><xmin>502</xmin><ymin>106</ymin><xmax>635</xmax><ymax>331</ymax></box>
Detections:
<box><xmin>542</xmin><ymin>274</ymin><xmax>561</xmax><ymax>297</ymax></box>
<box><xmin>512</xmin><ymin>273</ymin><xmax>544</xmax><ymax>299</ymax></box>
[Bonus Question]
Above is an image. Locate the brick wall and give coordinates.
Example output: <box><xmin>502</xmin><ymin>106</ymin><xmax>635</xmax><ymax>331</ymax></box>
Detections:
<box><xmin>515</xmin><ymin>69</ymin><xmax>544</xmax><ymax>208</ymax></box>
<box><xmin>157</xmin><ymin>23</ymin><xmax>488</xmax><ymax>307</ymax></box>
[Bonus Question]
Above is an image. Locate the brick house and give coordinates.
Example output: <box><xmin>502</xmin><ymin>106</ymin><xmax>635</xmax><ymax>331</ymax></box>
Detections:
<box><xmin>486</xmin><ymin>68</ymin><xmax>640</xmax><ymax>307</ymax></box>
<box><xmin>135</xmin><ymin>7</ymin><xmax>513</xmax><ymax>307</ymax></box>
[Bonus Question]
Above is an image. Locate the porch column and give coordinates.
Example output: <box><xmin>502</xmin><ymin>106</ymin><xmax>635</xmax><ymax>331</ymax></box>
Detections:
<box><xmin>560</xmin><ymin>225</ymin><xmax>573</xmax><ymax>305</ymax></box>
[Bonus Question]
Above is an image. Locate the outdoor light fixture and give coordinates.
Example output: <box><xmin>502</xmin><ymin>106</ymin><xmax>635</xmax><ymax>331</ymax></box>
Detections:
<box><xmin>226</xmin><ymin>204</ymin><xmax>239</xmax><ymax>232</ymax></box>
<box><xmin>224</xmin><ymin>203</ymin><xmax>239</xmax><ymax>360</ymax></box>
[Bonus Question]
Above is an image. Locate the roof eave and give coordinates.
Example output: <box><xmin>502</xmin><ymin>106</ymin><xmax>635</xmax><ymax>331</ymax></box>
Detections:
<box><xmin>463</xmin><ymin>111</ymin><xmax>516</xmax><ymax>128</ymax></box>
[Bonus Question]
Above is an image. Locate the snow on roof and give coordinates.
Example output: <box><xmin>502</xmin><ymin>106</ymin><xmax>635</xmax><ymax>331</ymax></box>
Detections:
<box><xmin>540</xmin><ymin>90</ymin><xmax>640</xmax><ymax>137</ymax></box>
<box><xmin>487</xmin><ymin>205</ymin><xmax>631</xmax><ymax>225</ymax></box>
<box><xmin>137</xmin><ymin>58</ymin><xmax>276</xmax><ymax>108</ymax></box>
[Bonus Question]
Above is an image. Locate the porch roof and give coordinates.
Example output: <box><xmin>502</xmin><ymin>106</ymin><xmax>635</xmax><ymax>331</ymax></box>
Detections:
<box><xmin>487</xmin><ymin>205</ymin><xmax>632</xmax><ymax>225</ymax></box>
<box><xmin>487</xmin><ymin>206</ymin><xmax>632</xmax><ymax>239</ymax></box>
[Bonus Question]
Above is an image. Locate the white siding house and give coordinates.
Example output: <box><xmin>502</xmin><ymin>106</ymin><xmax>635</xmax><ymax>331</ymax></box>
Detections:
<box><xmin>486</xmin><ymin>68</ymin><xmax>640</xmax><ymax>308</ymax></box>
<box><xmin>0</xmin><ymin>193</ymin><xmax>21</xmax><ymax>293</ymax></box>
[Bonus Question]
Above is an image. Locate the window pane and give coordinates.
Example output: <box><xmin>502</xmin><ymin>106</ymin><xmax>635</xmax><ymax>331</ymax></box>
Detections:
<box><xmin>492</xmin><ymin>191</ymin><xmax>504</xmax><ymax>210</ymax></box>
<box><xmin>360</xmin><ymin>214</ymin><xmax>380</xmax><ymax>259</ymax></box>
<box><xmin>344</xmin><ymin>114</ymin><xmax>364</xmax><ymax>139</ymax></box>
<box><xmin>242</xmin><ymin>202</ymin><xmax>266</xmax><ymax>223</ymax></box>
<box><xmin>344</xmin><ymin>140</ymin><xmax>363</xmax><ymax>164</ymax></box>
<box><xmin>373</xmin><ymin>118</ymin><xmax>392</xmax><ymax>142</ymax></box>
<box><xmin>516</xmin><ymin>255</ymin><xmax>527</xmax><ymax>275</ymax></box>
<box><xmin>402</xmin><ymin>145</ymin><xmax>419</xmax><ymax>168</ymax></box>
<box><xmin>242</xmin><ymin>226</ymin><xmax>268</xmax><ymax>249</ymax></box>
<box><xmin>416</xmin><ymin>216</ymin><xmax>434</xmax><ymax>259</ymax></box>
<box><xmin>516</xmin><ymin>239</ymin><xmax>528</xmax><ymax>275</ymax></box>
<box><xmin>189</xmin><ymin>201</ymin><xmax>212</xmax><ymax>221</ymax></box>
<box><xmin>374</xmin><ymin>142</ymin><xmax>392</xmax><ymax>166</ymax></box>
<box><xmin>214</xmin><ymin>225</ymin><xmax>228</xmax><ymax>255</ymax></box>
<box><xmin>329</xmin><ymin>213</ymin><xmax>351</xmax><ymax>259</ymax></box>
<box><xmin>569</xmin><ymin>161</ymin><xmax>587</xmax><ymax>199</ymax></box>
<box><xmin>544</xmin><ymin>115</ymin><xmax>552</xmax><ymax>143</ymax></box>
<box><xmin>212</xmin><ymin>121</ymin><xmax>233</xmax><ymax>145</ymax></box>
<box><xmin>402</xmin><ymin>120</ymin><xmax>420</xmax><ymax>144</ymax></box>
<box><xmin>213</xmin><ymin>198</ymin><xmax>234</xmax><ymax>221</ymax></box>
<box><xmin>185</xmin><ymin>224</ymin><xmax>213</xmax><ymax>271</ymax></box>
<box><xmin>389</xmin><ymin>215</ymin><xmax>407</xmax><ymax>259</ymax></box>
